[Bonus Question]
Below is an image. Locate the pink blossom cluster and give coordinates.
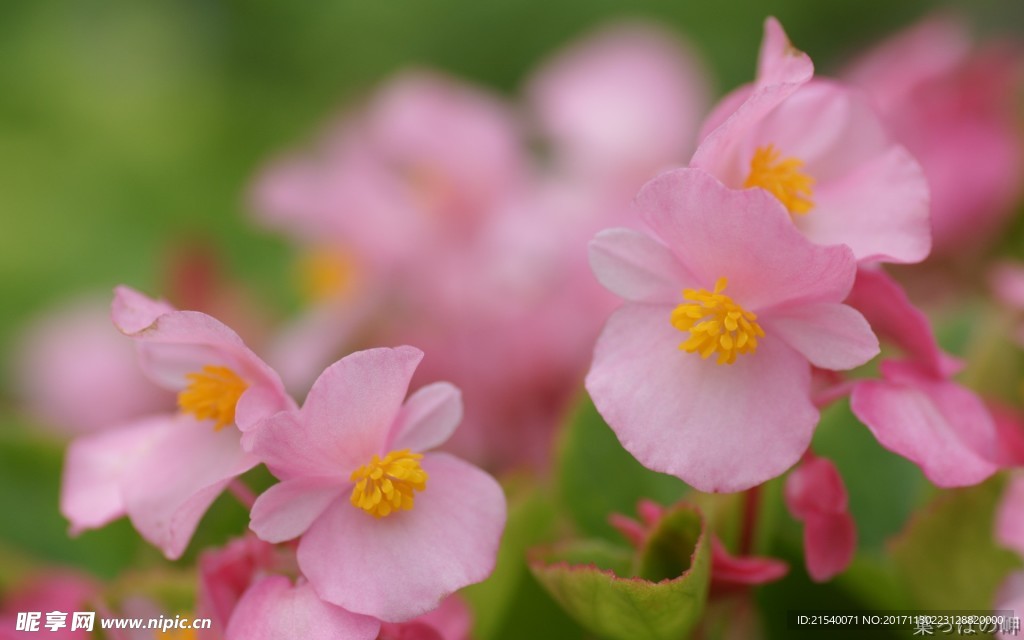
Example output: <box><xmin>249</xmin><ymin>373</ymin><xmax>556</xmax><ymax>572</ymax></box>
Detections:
<box><xmin>10</xmin><ymin>11</ymin><xmax>1023</xmax><ymax>637</ymax></box>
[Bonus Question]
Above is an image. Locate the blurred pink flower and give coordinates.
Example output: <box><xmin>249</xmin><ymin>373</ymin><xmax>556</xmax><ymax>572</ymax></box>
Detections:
<box><xmin>692</xmin><ymin>18</ymin><xmax>931</xmax><ymax>264</ymax></box>
<box><xmin>0</xmin><ymin>572</ymin><xmax>97</xmax><ymax>640</ymax></box>
<box><xmin>60</xmin><ymin>287</ymin><xmax>295</xmax><ymax>559</ymax></box>
<box><xmin>246</xmin><ymin>347</ymin><xmax>506</xmax><ymax>622</ymax></box>
<box><xmin>378</xmin><ymin>595</ymin><xmax>473</xmax><ymax>640</ymax></box>
<box><xmin>586</xmin><ymin>168</ymin><xmax>877</xmax><ymax>492</ymax></box>
<box><xmin>997</xmin><ymin>472</ymin><xmax>1024</xmax><ymax>558</ymax></box>
<box><xmin>847</xmin><ymin>16</ymin><xmax>1023</xmax><ymax>256</ymax></box>
<box><xmin>14</xmin><ymin>298</ymin><xmax>173</xmax><ymax>434</ymax></box>
<box><xmin>850</xmin><ymin>359</ymin><xmax>999</xmax><ymax>487</ymax></box>
<box><xmin>784</xmin><ymin>453</ymin><xmax>856</xmax><ymax>582</ymax></box>
<box><xmin>197</xmin><ymin>535</ymin><xmax>279</xmax><ymax>637</ymax></box>
<box><xmin>224</xmin><ymin>576</ymin><xmax>379</xmax><ymax>640</ymax></box>
<box><xmin>709</xmin><ymin>537</ymin><xmax>788</xmax><ymax>596</ymax></box>
<box><xmin>996</xmin><ymin>572</ymin><xmax>1024</xmax><ymax>640</ymax></box>
<box><xmin>526</xmin><ymin>21</ymin><xmax>709</xmax><ymax>189</ymax></box>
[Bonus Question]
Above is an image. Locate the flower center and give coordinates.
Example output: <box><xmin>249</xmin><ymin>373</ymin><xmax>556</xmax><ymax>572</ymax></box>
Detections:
<box><xmin>177</xmin><ymin>365</ymin><xmax>248</xmax><ymax>430</ymax></box>
<box><xmin>670</xmin><ymin>277</ymin><xmax>764</xmax><ymax>365</ymax></box>
<box><xmin>350</xmin><ymin>449</ymin><xmax>428</xmax><ymax>518</ymax></box>
<box><xmin>296</xmin><ymin>246</ymin><xmax>358</xmax><ymax>303</ymax></box>
<box><xmin>743</xmin><ymin>144</ymin><xmax>814</xmax><ymax>215</ymax></box>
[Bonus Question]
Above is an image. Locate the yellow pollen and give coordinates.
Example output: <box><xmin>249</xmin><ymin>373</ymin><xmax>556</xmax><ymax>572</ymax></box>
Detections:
<box><xmin>744</xmin><ymin>144</ymin><xmax>815</xmax><ymax>215</ymax></box>
<box><xmin>670</xmin><ymin>277</ymin><xmax>765</xmax><ymax>365</ymax></box>
<box><xmin>349</xmin><ymin>449</ymin><xmax>428</xmax><ymax>518</ymax></box>
<box><xmin>296</xmin><ymin>247</ymin><xmax>358</xmax><ymax>303</ymax></box>
<box><xmin>177</xmin><ymin>365</ymin><xmax>248</xmax><ymax>430</ymax></box>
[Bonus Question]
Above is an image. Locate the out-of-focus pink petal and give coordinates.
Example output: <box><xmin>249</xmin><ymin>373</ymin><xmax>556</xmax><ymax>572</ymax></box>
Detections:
<box><xmin>60</xmin><ymin>414</ymin><xmax>172</xmax><ymax>535</ymax></box>
<box><xmin>996</xmin><ymin>572</ymin><xmax>1024</xmax><ymax>640</ymax></box>
<box><xmin>850</xmin><ymin>361</ymin><xmax>999</xmax><ymax>487</ymax></box>
<box><xmin>635</xmin><ymin>168</ymin><xmax>857</xmax><ymax>312</ymax></box>
<box><xmin>991</xmin><ymin>261</ymin><xmax>1024</xmax><ymax>310</ymax></box>
<box><xmin>710</xmin><ymin>537</ymin><xmax>788</xmax><ymax>595</ymax></box>
<box><xmin>298</xmin><ymin>453</ymin><xmax>506</xmax><ymax>622</ymax></box>
<box><xmin>120</xmin><ymin>416</ymin><xmax>258</xmax><ymax>559</ymax></box>
<box><xmin>388</xmin><ymin>382</ymin><xmax>462</xmax><ymax>453</ymax></box>
<box><xmin>111</xmin><ymin>285</ymin><xmax>176</xmax><ymax>334</ymax></box>
<box><xmin>992</xmin><ymin>403</ymin><xmax>1024</xmax><ymax>468</ymax></box>
<box><xmin>198</xmin><ymin>535</ymin><xmax>277</xmax><ymax>633</ymax></box>
<box><xmin>588</xmin><ymin>228</ymin><xmax>698</xmax><ymax>304</ymax></box>
<box><xmin>385</xmin><ymin>595</ymin><xmax>472</xmax><ymax>640</ymax></box>
<box><xmin>527</xmin><ymin>22</ymin><xmax>708</xmax><ymax>180</ymax></box>
<box><xmin>15</xmin><ymin>299</ymin><xmax>174</xmax><ymax>434</ymax></box>
<box><xmin>784</xmin><ymin>454</ymin><xmax>848</xmax><ymax>519</ymax></box>
<box><xmin>785</xmin><ymin>454</ymin><xmax>856</xmax><ymax>582</ymax></box>
<box><xmin>225</xmin><ymin>576</ymin><xmax>379</xmax><ymax>640</ymax></box>
<box><xmin>763</xmin><ymin>303</ymin><xmax>878</xmax><ymax>371</ymax></box>
<box><xmin>249</xmin><ymin>477</ymin><xmax>344</xmax><ymax>543</ymax></box>
<box><xmin>846</xmin><ymin>269</ymin><xmax>960</xmax><ymax>377</ymax></box>
<box><xmin>996</xmin><ymin>472</ymin><xmax>1024</xmax><ymax>557</ymax></box>
<box><xmin>586</xmin><ymin>304</ymin><xmax>817</xmax><ymax>493</ymax></box>
<box><xmin>804</xmin><ymin>511</ymin><xmax>856</xmax><ymax>582</ymax></box>
<box><xmin>0</xmin><ymin>572</ymin><xmax>98</xmax><ymax>640</ymax></box>
<box><xmin>246</xmin><ymin>347</ymin><xmax>423</xmax><ymax>480</ymax></box>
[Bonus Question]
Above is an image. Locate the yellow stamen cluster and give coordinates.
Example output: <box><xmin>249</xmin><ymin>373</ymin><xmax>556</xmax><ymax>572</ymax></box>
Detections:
<box><xmin>296</xmin><ymin>247</ymin><xmax>358</xmax><ymax>303</ymax></box>
<box><xmin>744</xmin><ymin>144</ymin><xmax>815</xmax><ymax>215</ymax></box>
<box><xmin>350</xmin><ymin>449</ymin><xmax>428</xmax><ymax>518</ymax></box>
<box><xmin>177</xmin><ymin>365</ymin><xmax>248</xmax><ymax>430</ymax></box>
<box><xmin>670</xmin><ymin>277</ymin><xmax>765</xmax><ymax>365</ymax></box>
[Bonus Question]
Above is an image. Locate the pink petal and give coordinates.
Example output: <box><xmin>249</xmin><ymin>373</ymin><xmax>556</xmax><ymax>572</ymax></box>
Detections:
<box><xmin>111</xmin><ymin>286</ymin><xmax>176</xmax><ymax>334</ymax></box>
<box><xmin>389</xmin><ymin>382</ymin><xmax>463</xmax><ymax>453</ymax></box>
<box><xmin>804</xmin><ymin>511</ymin><xmax>856</xmax><ymax>582</ymax></box>
<box><xmin>526</xmin><ymin>22</ymin><xmax>709</xmax><ymax>179</ymax></box>
<box><xmin>850</xmin><ymin>361</ymin><xmax>999</xmax><ymax>488</ymax></box>
<box><xmin>763</xmin><ymin>302</ymin><xmax>878</xmax><ymax>371</ymax></box>
<box><xmin>845</xmin><ymin>269</ymin><xmax>959</xmax><ymax>377</ymax></box>
<box><xmin>800</xmin><ymin>144</ymin><xmax>931</xmax><ymax>264</ymax></box>
<box><xmin>710</xmin><ymin>537</ymin><xmax>788</xmax><ymax>594</ymax></box>
<box><xmin>757</xmin><ymin>17</ymin><xmax>814</xmax><ymax>87</ymax></box>
<box><xmin>225</xmin><ymin>576</ymin><xmax>379</xmax><ymax>640</ymax></box>
<box><xmin>60</xmin><ymin>415</ymin><xmax>172</xmax><ymax>535</ymax></box>
<box><xmin>996</xmin><ymin>572</ymin><xmax>1024</xmax><ymax>640</ymax></box>
<box><xmin>996</xmin><ymin>472</ymin><xmax>1024</xmax><ymax>557</ymax></box>
<box><xmin>691</xmin><ymin>19</ymin><xmax>812</xmax><ymax>181</ymax></box>
<box><xmin>588</xmin><ymin>228</ymin><xmax>698</xmax><ymax>304</ymax></box>
<box><xmin>249</xmin><ymin>477</ymin><xmax>344</xmax><ymax>543</ymax></box>
<box><xmin>586</xmin><ymin>304</ymin><xmax>817</xmax><ymax>493</ymax></box>
<box><xmin>112</xmin><ymin>287</ymin><xmax>293</xmax><ymax>430</ymax></box>
<box><xmin>197</xmin><ymin>535</ymin><xmax>276</xmax><ymax>631</ymax></box>
<box><xmin>246</xmin><ymin>347</ymin><xmax>423</xmax><ymax>480</ymax></box>
<box><xmin>298</xmin><ymin>453</ymin><xmax>506</xmax><ymax>622</ymax></box>
<box><xmin>784</xmin><ymin>455</ymin><xmax>848</xmax><ymax>520</ymax></box>
<box><xmin>635</xmin><ymin>169</ymin><xmax>857</xmax><ymax>312</ymax></box>
<box><xmin>120</xmin><ymin>416</ymin><xmax>258</xmax><ymax>559</ymax></box>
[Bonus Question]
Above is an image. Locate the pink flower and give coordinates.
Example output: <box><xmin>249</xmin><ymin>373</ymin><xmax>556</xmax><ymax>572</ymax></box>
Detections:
<box><xmin>691</xmin><ymin>18</ymin><xmax>931</xmax><ymax>264</ymax></box>
<box><xmin>784</xmin><ymin>454</ymin><xmax>856</xmax><ymax>582</ymax></box>
<box><xmin>995</xmin><ymin>572</ymin><xmax>1024</xmax><ymax>640</ymax></box>
<box><xmin>378</xmin><ymin>595</ymin><xmax>473</xmax><ymax>640</ymax></box>
<box><xmin>586</xmin><ymin>168</ymin><xmax>878</xmax><ymax>492</ymax></box>
<box><xmin>0</xmin><ymin>572</ymin><xmax>98</xmax><ymax>639</ymax></box>
<box><xmin>709</xmin><ymin>537</ymin><xmax>788</xmax><ymax>596</ymax></box>
<box><xmin>197</xmin><ymin>535</ymin><xmax>280</xmax><ymax>636</ymax></box>
<box><xmin>14</xmin><ymin>298</ymin><xmax>173</xmax><ymax>434</ymax></box>
<box><xmin>246</xmin><ymin>346</ymin><xmax>506</xmax><ymax>622</ymax></box>
<box><xmin>526</xmin><ymin>21</ymin><xmax>709</xmax><ymax>188</ymax></box>
<box><xmin>60</xmin><ymin>286</ymin><xmax>295</xmax><ymax>559</ymax></box>
<box><xmin>850</xmin><ymin>359</ymin><xmax>999</xmax><ymax>488</ymax></box>
<box><xmin>846</xmin><ymin>16</ymin><xmax>1023</xmax><ymax>255</ymax></box>
<box><xmin>224</xmin><ymin>576</ymin><xmax>379</xmax><ymax>640</ymax></box>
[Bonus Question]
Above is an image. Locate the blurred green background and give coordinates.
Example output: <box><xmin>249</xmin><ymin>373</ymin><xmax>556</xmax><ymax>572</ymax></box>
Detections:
<box><xmin>1</xmin><ymin>0</ymin><xmax>1022</xmax><ymax>635</ymax></box>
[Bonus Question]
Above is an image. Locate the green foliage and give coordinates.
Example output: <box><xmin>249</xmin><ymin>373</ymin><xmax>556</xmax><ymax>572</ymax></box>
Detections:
<box><xmin>530</xmin><ymin>504</ymin><xmax>711</xmax><ymax>640</ymax></box>
<box><xmin>891</xmin><ymin>475</ymin><xmax>1021</xmax><ymax>610</ymax></box>
<box><xmin>558</xmin><ymin>395</ymin><xmax>688</xmax><ymax>540</ymax></box>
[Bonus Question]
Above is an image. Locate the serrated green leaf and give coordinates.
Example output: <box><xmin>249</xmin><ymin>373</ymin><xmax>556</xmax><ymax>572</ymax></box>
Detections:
<box><xmin>530</xmin><ymin>504</ymin><xmax>710</xmax><ymax>640</ymax></box>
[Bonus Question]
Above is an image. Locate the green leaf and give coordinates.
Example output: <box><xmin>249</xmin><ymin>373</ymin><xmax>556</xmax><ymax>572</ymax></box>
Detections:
<box><xmin>890</xmin><ymin>475</ymin><xmax>1021</xmax><ymax>610</ymax></box>
<box><xmin>529</xmin><ymin>503</ymin><xmax>711</xmax><ymax>640</ymax></box>
<box><xmin>558</xmin><ymin>395</ymin><xmax>688</xmax><ymax>540</ymax></box>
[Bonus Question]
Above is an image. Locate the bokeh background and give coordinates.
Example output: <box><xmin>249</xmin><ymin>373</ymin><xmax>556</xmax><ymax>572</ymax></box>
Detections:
<box><xmin>1</xmin><ymin>1</ymin><xmax>1023</xmax><ymax>638</ymax></box>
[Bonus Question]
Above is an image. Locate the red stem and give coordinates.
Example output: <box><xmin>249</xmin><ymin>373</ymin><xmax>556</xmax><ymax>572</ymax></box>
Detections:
<box><xmin>739</xmin><ymin>484</ymin><xmax>761</xmax><ymax>557</ymax></box>
<box><xmin>227</xmin><ymin>479</ymin><xmax>257</xmax><ymax>510</ymax></box>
